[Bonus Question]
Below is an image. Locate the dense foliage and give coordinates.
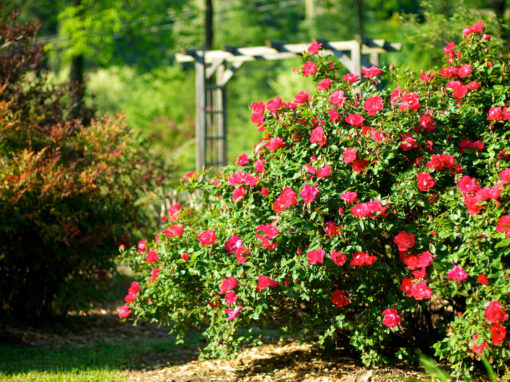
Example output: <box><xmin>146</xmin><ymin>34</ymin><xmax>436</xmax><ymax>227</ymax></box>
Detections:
<box><xmin>0</xmin><ymin>14</ymin><xmax>165</xmax><ymax>321</ymax></box>
<box><xmin>122</xmin><ymin>21</ymin><xmax>510</xmax><ymax>377</ymax></box>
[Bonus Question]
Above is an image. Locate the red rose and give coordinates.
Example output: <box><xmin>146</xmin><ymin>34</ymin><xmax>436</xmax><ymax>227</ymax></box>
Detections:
<box><xmin>224</xmin><ymin>291</ymin><xmax>238</xmax><ymax>305</ymax></box>
<box><xmin>341</xmin><ymin>191</ymin><xmax>358</xmax><ymax>203</ymax></box>
<box><xmin>343</xmin><ymin>148</ymin><xmax>357</xmax><ymax>164</ymax></box>
<box><xmin>225</xmin><ymin>306</ymin><xmax>242</xmax><ymax>321</ymax></box>
<box><xmin>411</xmin><ymin>280</ymin><xmax>432</xmax><ymax>300</ymax></box>
<box><xmin>252</xmin><ymin>160</ymin><xmax>264</xmax><ymax>174</ymax></box>
<box><xmin>301</xmin><ymin>184</ymin><xmax>319</xmax><ymax>204</ymax></box>
<box><xmin>198</xmin><ymin>229</ymin><xmax>217</xmax><ymax>246</ymax></box>
<box><xmin>382</xmin><ymin>308</ymin><xmax>402</xmax><ymax>328</ymax></box>
<box><xmin>232</xmin><ymin>186</ymin><xmax>247</xmax><ymax>202</ymax></box>
<box><xmin>149</xmin><ymin>268</ymin><xmax>160</xmax><ymax>282</ymax></box>
<box><xmin>251</xmin><ymin>101</ymin><xmax>265</xmax><ymax>128</ymax></box>
<box><xmin>163</xmin><ymin>224</ymin><xmax>184</xmax><ymax>237</ymax></box>
<box><xmin>224</xmin><ymin>235</ymin><xmax>243</xmax><ymax>254</ymax></box>
<box><xmin>266</xmin><ymin>137</ymin><xmax>285</xmax><ymax>151</ymax></box>
<box><xmin>490</xmin><ymin>323</ymin><xmax>507</xmax><ymax>345</ymax></box>
<box><xmin>394</xmin><ymin>231</ymin><xmax>415</xmax><ymax>253</ymax></box>
<box><xmin>317</xmin><ymin>78</ymin><xmax>333</xmax><ymax>91</ymax></box>
<box><xmin>219</xmin><ymin>276</ymin><xmax>238</xmax><ymax>294</ymax></box>
<box><xmin>307</xmin><ymin>42</ymin><xmax>322</xmax><ymax>54</ymax></box>
<box><xmin>257</xmin><ymin>275</ymin><xmax>277</xmax><ymax>290</ymax></box>
<box><xmin>294</xmin><ymin>90</ymin><xmax>310</xmax><ymax>104</ymax></box>
<box><xmin>146</xmin><ymin>249</ymin><xmax>158</xmax><ymax>263</ymax></box>
<box><xmin>273</xmin><ymin>187</ymin><xmax>297</xmax><ymax>212</ymax></box>
<box><xmin>351</xmin><ymin>159</ymin><xmax>369</xmax><ymax>173</ymax></box>
<box><xmin>399</xmin><ymin>92</ymin><xmax>420</xmax><ymax>111</ymax></box>
<box><xmin>496</xmin><ymin>214</ymin><xmax>510</xmax><ymax>237</ymax></box>
<box><xmin>345</xmin><ymin>113</ymin><xmax>364</xmax><ymax>127</ymax></box>
<box><xmin>330</xmin><ymin>250</ymin><xmax>347</xmax><ymax>266</ymax></box>
<box><xmin>457</xmin><ymin>175</ymin><xmax>481</xmax><ymax>193</ymax></box>
<box><xmin>351</xmin><ymin>202</ymin><xmax>370</xmax><ymax>217</ymax></box>
<box><xmin>499</xmin><ymin>168</ymin><xmax>510</xmax><ymax>183</ymax></box>
<box><xmin>316</xmin><ymin>165</ymin><xmax>332</xmax><ymax>178</ymax></box>
<box><xmin>331</xmin><ymin>289</ymin><xmax>349</xmax><ymax>308</ymax></box>
<box><xmin>328</xmin><ymin>109</ymin><xmax>340</xmax><ymax>122</ymax></box>
<box><xmin>457</xmin><ymin>64</ymin><xmax>472</xmax><ymax>78</ymax></box>
<box><xmin>302</xmin><ymin>61</ymin><xmax>317</xmax><ymax>76</ymax></box>
<box><xmin>137</xmin><ymin>239</ymin><xmax>147</xmax><ymax>252</ymax></box>
<box><xmin>419</xmin><ymin>71</ymin><xmax>434</xmax><ymax>83</ymax></box>
<box><xmin>488</xmin><ymin>106</ymin><xmax>503</xmax><ymax>121</ymax></box>
<box><xmin>237</xmin><ymin>153</ymin><xmax>249</xmax><ymax>166</ymax></box>
<box><xmin>266</xmin><ymin>97</ymin><xmax>283</xmax><ymax>114</ymax></box>
<box><xmin>485</xmin><ymin>301</ymin><xmax>508</xmax><ymax>323</ymax></box>
<box><xmin>344</xmin><ymin>73</ymin><xmax>360</xmax><ymax>83</ymax></box>
<box><xmin>361</xmin><ymin>65</ymin><xmax>382</xmax><ymax>78</ymax></box>
<box><xmin>469</xmin><ymin>335</ymin><xmax>488</xmax><ymax>355</ymax></box>
<box><xmin>307</xmin><ymin>249</ymin><xmax>325</xmax><ymax>264</ymax></box>
<box><xmin>399</xmin><ymin>133</ymin><xmax>417</xmax><ymax>151</ymax></box>
<box><xmin>310</xmin><ymin>126</ymin><xmax>326</xmax><ymax>147</ymax></box>
<box><xmin>417</xmin><ymin>173</ymin><xmax>436</xmax><ymax>192</ymax></box>
<box><xmin>363</xmin><ymin>96</ymin><xmax>384</xmax><ymax>116</ymax></box>
<box><xmin>181</xmin><ymin>253</ymin><xmax>189</xmax><ymax>261</ymax></box>
<box><xmin>329</xmin><ymin>90</ymin><xmax>347</xmax><ymax>107</ymax></box>
<box><xmin>443</xmin><ymin>42</ymin><xmax>456</xmax><ymax>56</ymax></box>
<box><xmin>323</xmin><ymin>221</ymin><xmax>341</xmax><ymax>238</ymax></box>
<box><xmin>118</xmin><ymin>305</ymin><xmax>131</xmax><ymax>318</ymax></box>
<box><xmin>419</xmin><ymin>114</ymin><xmax>436</xmax><ymax>132</ymax></box>
<box><xmin>477</xmin><ymin>274</ymin><xmax>489</xmax><ymax>285</ymax></box>
<box><xmin>350</xmin><ymin>251</ymin><xmax>377</xmax><ymax>266</ymax></box>
<box><xmin>447</xmin><ymin>265</ymin><xmax>468</xmax><ymax>281</ymax></box>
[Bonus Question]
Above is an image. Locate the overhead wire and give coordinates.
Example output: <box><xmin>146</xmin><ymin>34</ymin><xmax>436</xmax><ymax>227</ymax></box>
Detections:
<box><xmin>35</xmin><ymin>0</ymin><xmax>304</xmax><ymax>45</ymax></box>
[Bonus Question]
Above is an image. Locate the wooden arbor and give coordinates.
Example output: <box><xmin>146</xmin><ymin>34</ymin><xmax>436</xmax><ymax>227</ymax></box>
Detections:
<box><xmin>176</xmin><ymin>37</ymin><xmax>401</xmax><ymax>171</ymax></box>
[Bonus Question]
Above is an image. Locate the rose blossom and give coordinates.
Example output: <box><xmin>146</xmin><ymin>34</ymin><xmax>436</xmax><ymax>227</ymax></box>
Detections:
<box><xmin>382</xmin><ymin>308</ymin><xmax>402</xmax><ymax>328</ymax></box>
<box><xmin>485</xmin><ymin>301</ymin><xmax>508</xmax><ymax>323</ymax></box>
<box><xmin>447</xmin><ymin>265</ymin><xmax>468</xmax><ymax>281</ymax></box>
<box><xmin>146</xmin><ymin>249</ymin><xmax>158</xmax><ymax>263</ymax></box>
<box><xmin>417</xmin><ymin>173</ymin><xmax>436</xmax><ymax>192</ymax></box>
<box><xmin>330</xmin><ymin>250</ymin><xmax>347</xmax><ymax>265</ymax></box>
<box><xmin>219</xmin><ymin>277</ymin><xmax>238</xmax><ymax>294</ymax></box>
<box><xmin>331</xmin><ymin>289</ymin><xmax>349</xmax><ymax>307</ymax></box>
<box><xmin>307</xmin><ymin>249</ymin><xmax>325</xmax><ymax>265</ymax></box>
<box><xmin>198</xmin><ymin>229</ymin><xmax>217</xmax><ymax>246</ymax></box>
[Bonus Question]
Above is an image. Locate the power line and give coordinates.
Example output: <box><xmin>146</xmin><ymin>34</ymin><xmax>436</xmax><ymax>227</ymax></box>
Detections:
<box><xmin>35</xmin><ymin>0</ymin><xmax>304</xmax><ymax>45</ymax></box>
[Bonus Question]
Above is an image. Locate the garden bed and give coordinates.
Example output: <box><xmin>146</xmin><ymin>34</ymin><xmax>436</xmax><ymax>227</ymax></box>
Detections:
<box><xmin>1</xmin><ymin>305</ymin><xmax>426</xmax><ymax>381</ymax></box>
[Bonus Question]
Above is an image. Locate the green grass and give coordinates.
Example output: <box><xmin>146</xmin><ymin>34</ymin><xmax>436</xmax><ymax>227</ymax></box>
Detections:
<box><xmin>0</xmin><ymin>337</ymin><xmax>198</xmax><ymax>382</ymax></box>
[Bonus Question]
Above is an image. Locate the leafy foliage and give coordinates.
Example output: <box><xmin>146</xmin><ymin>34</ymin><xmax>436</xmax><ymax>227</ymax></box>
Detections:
<box><xmin>0</xmin><ymin>13</ymin><xmax>166</xmax><ymax>321</ymax></box>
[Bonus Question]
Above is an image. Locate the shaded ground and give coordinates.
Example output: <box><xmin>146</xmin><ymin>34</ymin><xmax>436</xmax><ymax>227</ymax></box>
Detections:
<box><xmin>1</xmin><ymin>304</ymin><xmax>428</xmax><ymax>381</ymax></box>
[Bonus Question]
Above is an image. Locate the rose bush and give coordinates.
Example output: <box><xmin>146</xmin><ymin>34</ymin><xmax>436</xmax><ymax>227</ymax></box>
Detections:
<box><xmin>0</xmin><ymin>13</ymin><xmax>167</xmax><ymax>322</ymax></box>
<box><xmin>121</xmin><ymin>21</ymin><xmax>510</xmax><ymax>377</ymax></box>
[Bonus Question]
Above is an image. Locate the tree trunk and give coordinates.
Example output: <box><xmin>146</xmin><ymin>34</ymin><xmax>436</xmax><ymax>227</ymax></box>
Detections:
<box><xmin>205</xmin><ymin>0</ymin><xmax>213</xmax><ymax>50</ymax></box>
<box><xmin>70</xmin><ymin>54</ymin><xmax>84</xmax><ymax>120</ymax></box>
<box><xmin>492</xmin><ymin>0</ymin><xmax>507</xmax><ymax>47</ymax></box>
<box><xmin>70</xmin><ymin>0</ymin><xmax>84</xmax><ymax>120</ymax></box>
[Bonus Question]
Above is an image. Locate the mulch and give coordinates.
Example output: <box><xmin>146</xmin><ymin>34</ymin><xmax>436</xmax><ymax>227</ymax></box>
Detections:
<box><xmin>4</xmin><ymin>305</ymin><xmax>426</xmax><ymax>381</ymax></box>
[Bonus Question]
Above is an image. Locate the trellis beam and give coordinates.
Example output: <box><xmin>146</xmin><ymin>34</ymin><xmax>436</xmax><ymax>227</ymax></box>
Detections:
<box><xmin>177</xmin><ymin>37</ymin><xmax>401</xmax><ymax>171</ymax></box>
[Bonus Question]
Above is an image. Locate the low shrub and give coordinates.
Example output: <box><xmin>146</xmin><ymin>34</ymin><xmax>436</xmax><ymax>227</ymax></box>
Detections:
<box><xmin>121</xmin><ymin>21</ymin><xmax>510</xmax><ymax>377</ymax></box>
<box><xmin>0</xmin><ymin>13</ymin><xmax>166</xmax><ymax>321</ymax></box>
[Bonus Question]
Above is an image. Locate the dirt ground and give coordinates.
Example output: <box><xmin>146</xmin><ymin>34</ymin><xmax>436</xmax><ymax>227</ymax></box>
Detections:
<box><xmin>7</xmin><ymin>306</ymin><xmax>426</xmax><ymax>382</ymax></box>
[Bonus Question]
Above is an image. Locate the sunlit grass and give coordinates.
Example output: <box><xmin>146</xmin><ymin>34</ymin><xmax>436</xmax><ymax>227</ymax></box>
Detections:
<box><xmin>0</xmin><ymin>337</ymin><xmax>199</xmax><ymax>382</ymax></box>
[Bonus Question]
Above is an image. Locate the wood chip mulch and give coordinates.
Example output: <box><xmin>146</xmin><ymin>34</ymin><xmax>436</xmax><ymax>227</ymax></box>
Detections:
<box><xmin>5</xmin><ymin>305</ymin><xmax>426</xmax><ymax>381</ymax></box>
